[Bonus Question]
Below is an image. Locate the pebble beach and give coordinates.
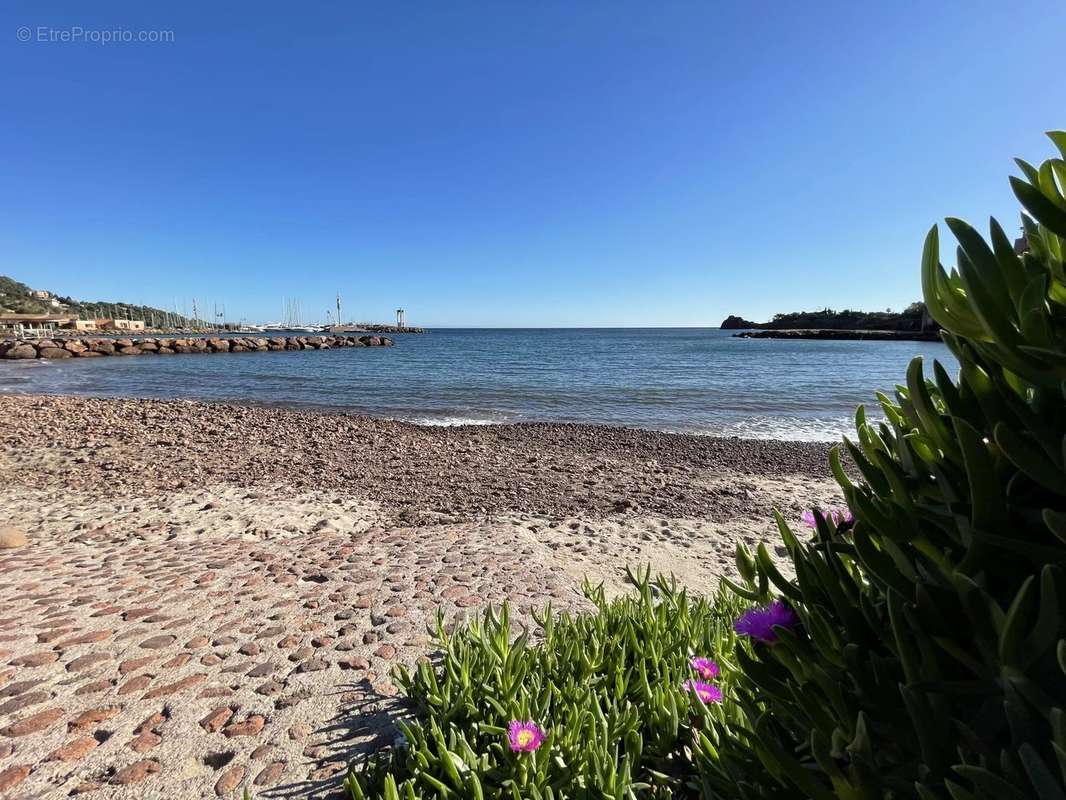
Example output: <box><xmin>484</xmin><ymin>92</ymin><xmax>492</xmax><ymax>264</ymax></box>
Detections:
<box><xmin>0</xmin><ymin>394</ymin><xmax>844</xmax><ymax>798</ymax></box>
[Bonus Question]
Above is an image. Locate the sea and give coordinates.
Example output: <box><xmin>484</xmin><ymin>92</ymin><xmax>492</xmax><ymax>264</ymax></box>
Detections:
<box><xmin>0</xmin><ymin>328</ymin><xmax>958</xmax><ymax>442</ymax></box>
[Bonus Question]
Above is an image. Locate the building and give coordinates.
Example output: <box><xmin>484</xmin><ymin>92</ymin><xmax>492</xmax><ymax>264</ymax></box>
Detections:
<box><xmin>71</xmin><ymin>319</ymin><xmax>99</xmax><ymax>332</ymax></box>
<box><xmin>0</xmin><ymin>313</ymin><xmax>75</xmax><ymax>338</ymax></box>
<box><xmin>112</xmin><ymin>319</ymin><xmax>145</xmax><ymax>331</ymax></box>
<box><xmin>30</xmin><ymin>290</ymin><xmax>50</xmax><ymax>300</ymax></box>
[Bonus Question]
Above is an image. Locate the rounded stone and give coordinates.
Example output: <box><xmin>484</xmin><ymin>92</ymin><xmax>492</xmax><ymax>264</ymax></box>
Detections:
<box><xmin>111</xmin><ymin>759</ymin><xmax>160</xmax><ymax>785</ymax></box>
<box><xmin>47</xmin><ymin>736</ymin><xmax>99</xmax><ymax>762</ymax></box>
<box><xmin>129</xmin><ymin>731</ymin><xmax>162</xmax><ymax>753</ymax></box>
<box><xmin>222</xmin><ymin>715</ymin><xmax>265</xmax><ymax>738</ymax></box>
<box><xmin>1</xmin><ymin>707</ymin><xmax>64</xmax><ymax>737</ymax></box>
<box><xmin>215</xmin><ymin>764</ymin><xmax>246</xmax><ymax>795</ymax></box>
<box><xmin>10</xmin><ymin>651</ymin><xmax>58</xmax><ymax>667</ymax></box>
<box><xmin>68</xmin><ymin>706</ymin><xmax>120</xmax><ymax>732</ymax></box>
<box><xmin>139</xmin><ymin>635</ymin><xmax>176</xmax><ymax>650</ymax></box>
<box><xmin>3</xmin><ymin>345</ymin><xmax>37</xmax><ymax>359</ymax></box>
<box><xmin>0</xmin><ymin>528</ymin><xmax>28</xmax><ymax>549</ymax></box>
<box><xmin>38</xmin><ymin>347</ymin><xmax>73</xmax><ymax>359</ymax></box>
<box><xmin>199</xmin><ymin>706</ymin><xmax>233</xmax><ymax>733</ymax></box>
<box><xmin>254</xmin><ymin>761</ymin><xmax>286</xmax><ymax>786</ymax></box>
<box><xmin>0</xmin><ymin>765</ymin><xmax>31</xmax><ymax>793</ymax></box>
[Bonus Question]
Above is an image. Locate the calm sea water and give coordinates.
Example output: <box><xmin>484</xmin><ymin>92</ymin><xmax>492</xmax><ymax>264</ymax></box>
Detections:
<box><xmin>0</xmin><ymin>329</ymin><xmax>957</xmax><ymax>441</ymax></box>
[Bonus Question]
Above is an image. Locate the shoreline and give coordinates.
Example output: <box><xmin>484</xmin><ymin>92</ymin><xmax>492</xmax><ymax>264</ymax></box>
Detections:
<box><xmin>0</xmin><ymin>393</ymin><xmax>842</xmax><ymax>798</ymax></box>
<box><xmin>0</xmin><ymin>393</ymin><xmax>839</xmax><ymax>513</ymax></box>
<box><xmin>733</xmin><ymin>328</ymin><xmax>941</xmax><ymax>341</ymax></box>
<box><xmin>0</xmin><ymin>385</ymin><xmax>849</xmax><ymax>445</ymax></box>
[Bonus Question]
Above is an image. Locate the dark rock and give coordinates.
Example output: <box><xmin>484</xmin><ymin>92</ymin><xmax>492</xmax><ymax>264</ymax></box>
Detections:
<box><xmin>720</xmin><ymin>315</ymin><xmax>759</xmax><ymax>329</ymax></box>
<box><xmin>38</xmin><ymin>347</ymin><xmax>72</xmax><ymax>359</ymax></box>
<box><xmin>3</xmin><ymin>344</ymin><xmax>38</xmax><ymax>359</ymax></box>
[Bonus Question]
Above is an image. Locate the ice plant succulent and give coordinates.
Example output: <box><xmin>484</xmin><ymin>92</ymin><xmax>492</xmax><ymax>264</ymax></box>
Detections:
<box><xmin>734</xmin><ymin>600</ymin><xmax>799</xmax><ymax>643</ymax></box>
<box><xmin>507</xmin><ymin>720</ymin><xmax>546</xmax><ymax>753</ymax></box>
<box><xmin>689</xmin><ymin>656</ymin><xmax>719</xmax><ymax>680</ymax></box>
<box><xmin>682</xmin><ymin>679</ymin><xmax>723</xmax><ymax>704</ymax></box>
<box><xmin>800</xmin><ymin>507</ymin><xmax>854</xmax><ymax>530</ymax></box>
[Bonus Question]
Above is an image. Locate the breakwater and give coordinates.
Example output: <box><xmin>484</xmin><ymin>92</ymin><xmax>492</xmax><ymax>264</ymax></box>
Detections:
<box><xmin>0</xmin><ymin>334</ymin><xmax>393</xmax><ymax>360</ymax></box>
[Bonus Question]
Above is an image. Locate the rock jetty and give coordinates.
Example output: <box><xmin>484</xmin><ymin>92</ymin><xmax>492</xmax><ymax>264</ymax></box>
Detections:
<box><xmin>0</xmin><ymin>334</ymin><xmax>393</xmax><ymax>360</ymax></box>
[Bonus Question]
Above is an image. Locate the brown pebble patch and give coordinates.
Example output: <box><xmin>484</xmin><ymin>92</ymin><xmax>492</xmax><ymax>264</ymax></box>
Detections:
<box><xmin>2</xmin><ymin>707</ymin><xmax>64</xmax><ymax>737</ymax></box>
<box><xmin>48</xmin><ymin>735</ymin><xmax>99</xmax><ymax>762</ymax></box>
<box><xmin>9</xmin><ymin>652</ymin><xmax>58</xmax><ymax>668</ymax></box>
<box><xmin>0</xmin><ymin>764</ymin><xmax>31</xmax><ymax>792</ymax></box>
<box><xmin>200</xmin><ymin>706</ymin><xmax>234</xmax><ymax>733</ymax></box>
<box><xmin>255</xmin><ymin>760</ymin><xmax>286</xmax><ymax>785</ymax></box>
<box><xmin>68</xmin><ymin>706</ymin><xmax>121</xmax><ymax>732</ymax></box>
<box><xmin>110</xmin><ymin>758</ymin><xmax>160</xmax><ymax>785</ymax></box>
<box><xmin>215</xmin><ymin>763</ymin><xmax>246</xmax><ymax>795</ymax></box>
<box><xmin>222</xmin><ymin>714</ymin><xmax>265</xmax><ymax>738</ymax></box>
<box><xmin>139</xmin><ymin>635</ymin><xmax>176</xmax><ymax>650</ymax></box>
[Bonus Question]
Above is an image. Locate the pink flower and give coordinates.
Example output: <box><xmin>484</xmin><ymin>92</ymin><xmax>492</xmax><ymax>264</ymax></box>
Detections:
<box><xmin>507</xmin><ymin>720</ymin><xmax>546</xmax><ymax>753</ymax></box>
<box><xmin>734</xmin><ymin>600</ymin><xmax>799</xmax><ymax>644</ymax></box>
<box><xmin>682</xmin><ymin>679</ymin><xmax>723</xmax><ymax>704</ymax></box>
<box><xmin>689</xmin><ymin>656</ymin><xmax>719</xmax><ymax>680</ymax></box>
<box><xmin>801</xmin><ymin>507</ymin><xmax>854</xmax><ymax>530</ymax></box>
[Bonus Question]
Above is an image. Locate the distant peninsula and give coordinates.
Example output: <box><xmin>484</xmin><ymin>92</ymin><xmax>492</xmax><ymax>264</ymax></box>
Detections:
<box><xmin>721</xmin><ymin>302</ymin><xmax>941</xmax><ymax>341</ymax></box>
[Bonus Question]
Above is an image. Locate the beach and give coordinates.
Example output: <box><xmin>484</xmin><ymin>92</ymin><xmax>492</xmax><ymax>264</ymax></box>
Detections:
<box><xmin>0</xmin><ymin>394</ymin><xmax>842</xmax><ymax>798</ymax></box>
<box><xmin>0</xmin><ymin>328</ymin><xmax>956</xmax><ymax>442</ymax></box>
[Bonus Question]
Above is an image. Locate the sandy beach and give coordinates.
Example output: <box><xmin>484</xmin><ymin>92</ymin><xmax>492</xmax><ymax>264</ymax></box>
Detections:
<box><xmin>0</xmin><ymin>394</ymin><xmax>843</xmax><ymax>798</ymax></box>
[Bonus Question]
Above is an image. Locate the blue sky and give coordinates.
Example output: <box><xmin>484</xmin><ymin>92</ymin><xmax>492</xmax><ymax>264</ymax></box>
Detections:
<box><xmin>2</xmin><ymin>2</ymin><xmax>1064</xmax><ymax>327</ymax></box>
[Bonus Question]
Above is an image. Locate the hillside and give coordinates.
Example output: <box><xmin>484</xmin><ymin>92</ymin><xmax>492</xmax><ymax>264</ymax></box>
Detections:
<box><xmin>0</xmin><ymin>275</ymin><xmax>199</xmax><ymax>328</ymax></box>
<box><xmin>721</xmin><ymin>301</ymin><xmax>934</xmax><ymax>332</ymax></box>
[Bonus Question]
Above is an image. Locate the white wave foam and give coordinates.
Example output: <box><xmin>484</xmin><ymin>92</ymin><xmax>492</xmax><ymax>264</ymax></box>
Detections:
<box><xmin>708</xmin><ymin>415</ymin><xmax>857</xmax><ymax>442</ymax></box>
<box><xmin>402</xmin><ymin>415</ymin><xmax>506</xmax><ymax>427</ymax></box>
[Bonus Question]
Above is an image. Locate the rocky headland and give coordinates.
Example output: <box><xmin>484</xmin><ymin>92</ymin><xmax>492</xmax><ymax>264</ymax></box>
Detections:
<box><xmin>720</xmin><ymin>302</ymin><xmax>938</xmax><ymax>340</ymax></box>
<box><xmin>733</xmin><ymin>328</ymin><xmax>942</xmax><ymax>341</ymax></box>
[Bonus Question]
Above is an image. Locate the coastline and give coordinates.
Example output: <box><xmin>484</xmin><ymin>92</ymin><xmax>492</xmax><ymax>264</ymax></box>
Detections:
<box><xmin>0</xmin><ymin>394</ymin><xmax>842</xmax><ymax>798</ymax></box>
<box><xmin>0</xmin><ymin>394</ymin><xmax>839</xmax><ymax>519</ymax></box>
<box><xmin>0</xmin><ymin>328</ymin><xmax>947</xmax><ymax>445</ymax></box>
<box><xmin>733</xmin><ymin>328</ymin><xmax>941</xmax><ymax>341</ymax></box>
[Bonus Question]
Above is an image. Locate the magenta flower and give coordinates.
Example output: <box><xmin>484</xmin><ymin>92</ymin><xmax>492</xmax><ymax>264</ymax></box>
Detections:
<box><xmin>689</xmin><ymin>656</ymin><xmax>720</xmax><ymax>680</ymax></box>
<box><xmin>507</xmin><ymin>720</ymin><xmax>546</xmax><ymax>753</ymax></box>
<box><xmin>682</xmin><ymin>679</ymin><xmax>723</xmax><ymax>704</ymax></box>
<box><xmin>801</xmin><ymin>507</ymin><xmax>854</xmax><ymax>530</ymax></box>
<box><xmin>734</xmin><ymin>600</ymin><xmax>799</xmax><ymax>644</ymax></box>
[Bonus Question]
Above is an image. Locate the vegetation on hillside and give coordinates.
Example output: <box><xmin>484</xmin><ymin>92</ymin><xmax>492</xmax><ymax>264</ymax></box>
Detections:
<box><xmin>0</xmin><ymin>274</ymin><xmax>199</xmax><ymax>327</ymax></box>
<box><xmin>336</xmin><ymin>130</ymin><xmax>1066</xmax><ymax>799</ymax></box>
<box><xmin>721</xmin><ymin>301</ymin><xmax>932</xmax><ymax>331</ymax></box>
